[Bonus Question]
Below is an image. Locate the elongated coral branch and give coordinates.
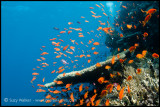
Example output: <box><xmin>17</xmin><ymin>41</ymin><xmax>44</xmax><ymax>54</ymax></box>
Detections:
<box><xmin>44</xmin><ymin>50</ymin><xmax>129</xmax><ymax>88</ymax></box>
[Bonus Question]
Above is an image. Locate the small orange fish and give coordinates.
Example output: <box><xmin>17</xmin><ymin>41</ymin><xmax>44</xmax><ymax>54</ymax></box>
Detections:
<box><xmin>111</xmin><ymin>56</ymin><xmax>115</xmax><ymax>65</ymax></box>
<box><xmin>36</xmin><ymin>89</ymin><xmax>46</xmax><ymax>92</ymax></box>
<box><xmin>95</xmin><ymin>99</ymin><xmax>101</xmax><ymax>106</ymax></box>
<box><xmin>136</xmin><ymin>68</ymin><xmax>141</xmax><ymax>74</ymax></box>
<box><xmin>58</xmin><ymin>69</ymin><xmax>65</xmax><ymax>73</ymax></box>
<box><xmin>32</xmin><ymin>72</ymin><xmax>39</xmax><ymax>75</ymax></box>
<box><xmin>96</xmin><ymin>63</ymin><xmax>101</xmax><ymax>67</ymax></box>
<box><xmin>91</xmin><ymin>94</ymin><xmax>97</xmax><ymax>106</ymax></box>
<box><xmin>122</xmin><ymin>5</ymin><xmax>127</xmax><ymax>9</ymax></box>
<box><xmin>70</xmin><ymin>93</ymin><xmax>74</xmax><ymax>102</ymax></box>
<box><xmin>93</xmin><ymin>42</ymin><xmax>100</xmax><ymax>45</ymax></box>
<box><xmin>42</xmin><ymin>77</ymin><xmax>45</xmax><ymax>82</ymax></box>
<box><xmin>127</xmin><ymin>85</ymin><xmax>131</xmax><ymax>94</ymax></box>
<box><xmin>105</xmin><ymin>65</ymin><xmax>111</xmax><ymax>70</ymax></box>
<box><xmin>100</xmin><ymin>90</ymin><xmax>108</xmax><ymax>97</ymax></box>
<box><xmin>142</xmin><ymin>32</ymin><xmax>148</xmax><ymax>37</ymax></box>
<box><xmin>88</xmin><ymin>59</ymin><xmax>91</xmax><ymax>63</ymax></box>
<box><xmin>98</xmin><ymin>77</ymin><xmax>105</xmax><ymax>84</ymax></box>
<box><xmin>51</xmin><ymin>70</ymin><xmax>55</xmax><ymax>73</ymax></box>
<box><xmin>84</xmin><ymin>91</ymin><xmax>88</xmax><ymax>99</ymax></box>
<box><xmin>66</xmin><ymin>83</ymin><xmax>72</xmax><ymax>88</ymax></box>
<box><xmin>68</xmin><ymin>22</ymin><xmax>73</xmax><ymax>25</ymax></box>
<box><xmin>80</xmin><ymin>99</ymin><xmax>84</xmax><ymax>105</ymax></box>
<box><xmin>120</xmin><ymin>34</ymin><xmax>123</xmax><ymax>37</ymax></box>
<box><xmin>93</xmin><ymin>52</ymin><xmax>99</xmax><ymax>55</ymax></box>
<box><xmin>142</xmin><ymin>14</ymin><xmax>151</xmax><ymax>26</ymax></box>
<box><xmin>52</xmin><ymin>90</ymin><xmax>61</xmax><ymax>94</ymax></box>
<box><xmin>127</xmin><ymin>76</ymin><xmax>132</xmax><ymax>81</ymax></box>
<box><xmin>105</xmin><ymin>99</ymin><xmax>109</xmax><ymax>106</ymax></box>
<box><xmin>119</xmin><ymin>87</ymin><xmax>125</xmax><ymax>100</ymax></box>
<box><xmin>54</xmin><ymin>80</ymin><xmax>63</xmax><ymax>84</ymax></box>
<box><xmin>117</xmin><ymin>72</ymin><xmax>121</xmax><ymax>76</ymax></box>
<box><xmin>142</xmin><ymin>50</ymin><xmax>147</xmax><ymax>57</ymax></box>
<box><xmin>63</xmin><ymin>45</ymin><xmax>69</xmax><ymax>51</ymax></box>
<box><xmin>129</xmin><ymin>46</ymin><xmax>136</xmax><ymax>52</ymax></box>
<box><xmin>118</xmin><ymin>48</ymin><xmax>120</xmax><ymax>52</ymax></box>
<box><xmin>152</xmin><ymin>53</ymin><xmax>159</xmax><ymax>58</ymax></box>
<box><xmin>128</xmin><ymin>60</ymin><xmax>134</xmax><ymax>64</ymax></box>
<box><xmin>75</xmin><ymin>72</ymin><xmax>81</xmax><ymax>76</ymax></box>
<box><xmin>117</xmin><ymin>84</ymin><xmax>121</xmax><ymax>91</ymax></box>
<box><xmin>106</xmin><ymin>84</ymin><xmax>113</xmax><ymax>93</ymax></box>
<box><xmin>136</xmin><ymin>54</ymin><xmax>144</xmax><ymax>59</ymax></box>
<box><xmin>60</xmin><ymin>31</ymin><xmax>66</xmax><ymax>34</ymax></box>
<box><xmin>126</xmin><ymin>24</ymin><xmax>132</xmax><ymax>29</ymax></box>
<box><xmin>79</xmin><ymin>84</ymin><xmax>83</xmax><ymax>92</ymax></box>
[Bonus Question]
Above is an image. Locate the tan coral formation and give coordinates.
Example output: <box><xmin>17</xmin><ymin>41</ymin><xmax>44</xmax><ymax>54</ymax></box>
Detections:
<box><xmin>99</xmin><ymin>65</ymin><xmax>159</xmax><ymax>106</ymax></box>
<box><xmin>44</xmin><ymin>50</ymin><xmax>129</xmax><ymax>88</ymax></box>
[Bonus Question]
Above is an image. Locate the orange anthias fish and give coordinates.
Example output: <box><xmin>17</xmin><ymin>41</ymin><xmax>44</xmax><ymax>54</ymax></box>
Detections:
<box><xmin>70</xmin><ymin>93</ymin><xmax>74</xmax><ymax>102</ymax></box>
<box><xmin>152</xmin><ymin>53</ymin><xmax>159</xmax><ymax>58</ymax></box>
<box><xmin>100</xmin><ymin>90</ymin><xmax>108</xmax><ymax>97</ymax></box>
<box><xmin>117</xmin><ymin>84</ymin><xmax>121</xmax><ymax>91</ymax></box>
<box><xmin>98</xmin><ymin>77</ymin><xmax>105</xmax><ymax>84</ymax></box>
<box><xmin>127</xmin><ymin>85</ymin><xmax>131</xmax><ymax>94</ymax></box>
<box><xmin>136</xmin><ymin>68</ymin><xmax>141</xmax><ymax>74</ymax></box>
<box><xmin>63</xmin><ymin>45</ymin><xmax>69</xmax><ymax>51</ymax></box>
<box><xmin>127</xmin><ymin>76</ymin><xmax>132</xmax><ymax>81</ymax></box>
<box><xmin>58</xmin><ymin>69</ymin><xmax>65</xmax><ymax>73</ymax></box>
<box><xmin>122</xmin><ymin>5</ymin><xmax>127</xmax><ymax>9</ymax></box>
<box><xmin>93</xmin><ymin>52</ymin><xmax>99</xmax><ymax>55</ymax></box>
<box><xmin>54</xmin><ymin>80</ymin><xmax>63</xmax><ymax>84</ymax></box>
<box><xmin>93</xmin><ymin>42</ymin><xmax>100</xmax><ymax>45</ymax></box>
<box><xmin>106</xmin><ymin>84</ymin><xmax>113</xmax><ymax>93</ymax></box>
<box><xmin>142</xmin><ymin>14</ymin><xmax>151</xmax><ymax>26</ymax></box>
<box><xmin>126</xmin><ymin>24</ymin><xmax>132</xmax><ymax>29</ymax></box>
<box><xmin>80</xmin><ymin>99</ymin><xmax>84</xmax><ymax>105</ymax></box>
<box><xmin>136</xmin><ymin>54</ymin><xmax>144</xmax><ymax>59</ymax></box>
<box><xmin>66</xmin><ymin>83</ymin><xmax>72</xmax><ymax>88</ymax></box>
<box><xmin>51</xmin><ymin>90</ymin><xmax>61</xmax><ymax>94</ymax></box>
<box><xmin>105</xmin><ymin>65</ymin><xmax>111</xmax><ymax>70</ymax></box>
<box><xmin>120</xmin><ymin>34</ymin><xmax>123</xmax><ymax>37</ymax></box>
<box><xmin>102</xmin><ymin>27</ymin><xmax>111</xmax><ymax>34</ymax></box>
<box><xmin>142</xmin><ymin>50</ymin><xmax>147</xmax><ymax>57</ymax></box>
<box><xmin>128</xmin><ymin>60</ymin><xmax>134</xmax><ymax>64</ymax></box>
<box><xmin>105</xmin><ymin>99</ymin><xmax>109</xmax><ymax>106</ymax></box>
<box><xmin>111</xmin><ymin>56</ymin><xmax>115</xmax><ymax>65</ymax></box>
<box><xmin>91</xmin><ymin>94</ymin><xmax>97</xmax><ymax>106</ymax></box>
<box><xmin>31</xmin><ymin>76</ymin><xmax>36</xmax><ymax>83</ymax></box>
<box><xmin>96</xmin><ymin>63</ymin><xmax>101</xmax><ymax>67</ymax></box>
<box><xmin>141</xmin><ymin>8</ymin><xmax>157</xmax><ymax>15</ymax></box>
<box><xmin>32</xmin><ymin>72</ymin><xmax>39</xmax><ymax>75</ymax></box>
<box><xmin>129</xmin><ymin>46</ymin><xmax>136</xmax><ymax>52</ymax></box>
<box><xmin>84</xmin><ymin>91</ymin><xmax>88</xmax><ymax>99</ymax></box>
<box><xmin>95</xmin><ymin>99</ymin><xmax>101</xmax><ymax>106</ymax></box>
<box><xmin>79</xmin><ymin>84</ymin><xmax>83</xmax><ymax>92</ymax></box>
<box><xmin>142</xmin><ymin>32</ymin><xmax>148</xmax><ymax>37</ymax></box>
<box><xmin>36</xmin><ymin>89</ymin><xmax>46</xmax><ymax>92</ymax></box>
<box><xmin>119</xmin><ymin>87</ymin><xmax>125</xmax><ymax>100</ymax></box>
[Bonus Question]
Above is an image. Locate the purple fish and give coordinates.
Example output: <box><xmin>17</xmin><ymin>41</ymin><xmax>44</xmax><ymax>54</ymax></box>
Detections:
<box><xmin>61</xmin><ymin>59</ymin><xmax>69</xmax><ymax>65</ymax></box>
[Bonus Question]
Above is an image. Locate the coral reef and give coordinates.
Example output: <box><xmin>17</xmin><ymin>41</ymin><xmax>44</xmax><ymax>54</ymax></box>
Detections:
<box><xmin>106</xmin><ymin>1</ymin><xmax>159</xmax><ymax>55</ymax></box>
<box><xmin>98</xmin><ymin>65</ymin><xmax>159</xmax><ymax>106</ymax></box>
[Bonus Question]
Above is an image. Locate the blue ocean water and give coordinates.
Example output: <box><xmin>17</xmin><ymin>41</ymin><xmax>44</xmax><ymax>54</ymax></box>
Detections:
<box><xmin>1</xmin><ymin>1</ymin><xmax>121</xmax><ymax>106</ymax></box>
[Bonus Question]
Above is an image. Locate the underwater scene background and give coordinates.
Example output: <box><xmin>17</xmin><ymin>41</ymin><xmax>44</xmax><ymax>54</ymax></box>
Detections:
<box><xmin>1</xmin><ymin>1</ymin><xmax>159</xmax><ymax>106</ymax></box>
